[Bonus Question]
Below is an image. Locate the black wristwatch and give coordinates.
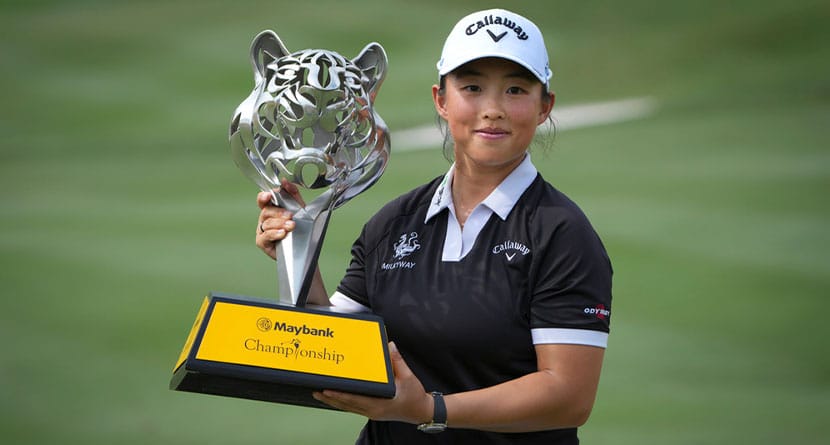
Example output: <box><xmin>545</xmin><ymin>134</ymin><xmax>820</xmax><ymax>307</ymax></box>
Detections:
<box><xmin>417</xmin><ymin>391</ymin><xmax>447</xmax><ymax>433</ymax></box>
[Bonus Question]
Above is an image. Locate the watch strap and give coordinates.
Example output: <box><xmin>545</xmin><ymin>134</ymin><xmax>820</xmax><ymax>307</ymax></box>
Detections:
<box><xmin>431</xmin><ymin>391</ymin><xmax>447</xmax><ymax>424</ymax></box>
<box><xmin>417</xmin><ymin>391</ymin><xmax>447</xmax><ymax>433</ymax></box>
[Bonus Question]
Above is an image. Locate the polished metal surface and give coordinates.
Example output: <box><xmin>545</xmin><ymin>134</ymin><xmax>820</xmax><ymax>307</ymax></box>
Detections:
<box><xmin>229</xmin><ymin>30</ymin><xmax>390</xmax><ymax>306</ymax></box>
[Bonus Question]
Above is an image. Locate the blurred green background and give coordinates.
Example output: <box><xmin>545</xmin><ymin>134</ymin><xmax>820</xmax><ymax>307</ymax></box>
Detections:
<box><xmin>1</xmin><ymin>0</ymin><xmax>828</xmax><ymax>443</ymax></box>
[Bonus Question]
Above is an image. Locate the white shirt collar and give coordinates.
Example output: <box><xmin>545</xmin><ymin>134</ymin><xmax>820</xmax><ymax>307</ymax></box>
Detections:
<box><xmin>425</xmin><ymin>153</ymin><xmax>538</xmax><ymax>223</ymax></box>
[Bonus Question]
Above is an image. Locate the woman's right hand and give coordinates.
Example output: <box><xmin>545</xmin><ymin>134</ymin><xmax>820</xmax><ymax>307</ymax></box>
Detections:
<box><xmin>255</xmin><ymin>191</ymin><xmax>296</xmax><ymax>260</ymax></box>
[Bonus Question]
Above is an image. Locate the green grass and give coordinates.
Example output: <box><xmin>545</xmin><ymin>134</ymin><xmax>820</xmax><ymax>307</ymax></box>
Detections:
<box><xmin>1</xmin><ymin>0</ymin><xmax>829</xmax><ymax>443</ymax></box>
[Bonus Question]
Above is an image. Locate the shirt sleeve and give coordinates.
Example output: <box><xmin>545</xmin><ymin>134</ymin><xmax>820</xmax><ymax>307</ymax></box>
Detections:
<box><xmin>330</xmin><ymin>291</ymin><xmax>371</xmax><ymax>313</ymax></box>
<box><xmin>529</xmin><ymin>207</ymin><xmax>613</xmax><ymax>347</ymax></box>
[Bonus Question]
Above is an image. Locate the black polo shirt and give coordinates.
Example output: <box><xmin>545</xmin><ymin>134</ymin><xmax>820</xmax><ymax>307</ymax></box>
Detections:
<box><xmin>336</xmin><ymin>159</ymin><xmax>612</xmax><ymax>444</ymax></box>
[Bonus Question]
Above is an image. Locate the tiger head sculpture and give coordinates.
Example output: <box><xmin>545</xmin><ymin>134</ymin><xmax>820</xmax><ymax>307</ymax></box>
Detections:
<box><xmin>229</xmin><ymin>30</ymin><xmax>390</xmax><ymax>214</ymax></box>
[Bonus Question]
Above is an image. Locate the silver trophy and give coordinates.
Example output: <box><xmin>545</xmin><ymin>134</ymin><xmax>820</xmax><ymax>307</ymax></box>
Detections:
<box><xmin>229</xmin><ymin>30</ymin><xmax>390</xmax><ymax>307</ymax></box>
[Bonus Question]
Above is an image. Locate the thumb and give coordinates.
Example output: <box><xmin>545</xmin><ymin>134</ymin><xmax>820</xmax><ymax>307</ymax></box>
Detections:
<box><xmin>388</xmin><ymin>341</ymin><xmax>412</xmax><ymax>378</ymax></box>
<box><xmin>257</xmin><ymin>190</ymin><xmax>276</xmax><ymax>209</ymax></box>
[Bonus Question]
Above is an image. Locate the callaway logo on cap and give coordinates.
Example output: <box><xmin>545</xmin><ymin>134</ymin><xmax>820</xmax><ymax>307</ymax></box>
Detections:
<box><xmin>436</xmin><ymin>8</ymin><xmax>552</xmax><ymax>86</ymax></box>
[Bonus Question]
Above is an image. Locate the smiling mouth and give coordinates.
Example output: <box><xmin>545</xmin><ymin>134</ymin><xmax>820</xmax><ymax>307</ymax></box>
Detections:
<box><xmin>475</xmin><ymin>127</ymin><xmax>509</xmax><ymax>137</ymax></box>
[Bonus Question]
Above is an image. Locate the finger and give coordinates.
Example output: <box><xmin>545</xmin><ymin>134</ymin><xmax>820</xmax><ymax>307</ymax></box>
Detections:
<box><xmin>257</xmin><ymin>191</ymin><xmax>275</xmax><ymax>209</ymax></box>
<box><xmin>312</xmin><ymin>391</ymin><xmax>336</xmax><ymax>409</ymax></box>
<box><xmin>259</xmin><ymin>205</ymin><xmax>293</xmax><ymax>221</ymax></box>
<box><xmin>254</xmin><ymin>228</ymin><xmax>277</xmax><ymax>259</ymax></box>
<box><xmin>313</xmin><ymin>390</ymin><xmax>367</xmax><ymax>415</ymax></box>
<box><xmin>261</xmin><ymin>215</ymin><xmax>296</xmax><ymax>236</ymax></box>
<box><xmin>257</xmin><ymin>220</ymin><xmax>281</xmax><ymax>235</ymax></box>
<box><xmin>257</xmin><ymin>225</ymin><xmax>287</xmax><ymax>241</ymax></box>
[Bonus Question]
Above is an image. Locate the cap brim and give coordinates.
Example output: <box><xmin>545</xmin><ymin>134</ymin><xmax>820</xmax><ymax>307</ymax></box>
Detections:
<box><xmin>438</xmin><ymin>53</ymin><xmax>549</xmax><ymax>86</ymax></box>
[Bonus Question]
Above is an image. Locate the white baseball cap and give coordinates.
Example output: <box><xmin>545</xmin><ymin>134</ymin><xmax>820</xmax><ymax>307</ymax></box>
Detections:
<box><xmin>436</xmin><ymin>9</ymin><xmax>552</xmax><ymax>87</ymax></box>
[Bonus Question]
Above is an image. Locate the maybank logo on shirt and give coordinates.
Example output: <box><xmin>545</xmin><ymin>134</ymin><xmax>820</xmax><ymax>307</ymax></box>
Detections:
<box><xmin>492</xmin><ymin>240</ymin><xmax>530</xmax><ymax>262</ymax></box>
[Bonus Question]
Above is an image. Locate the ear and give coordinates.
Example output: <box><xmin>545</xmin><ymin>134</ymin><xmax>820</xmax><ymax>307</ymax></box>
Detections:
<box><xmin>537</xmin><ymin>91</ymin><xmax>555</xmax><ymax>125</ymax></box>
<box><xmin>432</xmin><ymin>84</ymin><xmax>448</xmax><ymax>119</ymax></box>
<box><xmin>352</xmin><ymin>42</ymin><xmax>388</xmax><ymax>101</ymax></box>
<box><xmin>249</xmin><ymin>30</ymin><xmax>290</xmax><ymax>84</ymax></box>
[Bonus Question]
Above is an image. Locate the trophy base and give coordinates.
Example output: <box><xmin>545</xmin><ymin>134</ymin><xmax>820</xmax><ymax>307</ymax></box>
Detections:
<box><xmin>170</xmin><ymin>292</ymin><xmax>395</xmax><ymax>409</ymax></box>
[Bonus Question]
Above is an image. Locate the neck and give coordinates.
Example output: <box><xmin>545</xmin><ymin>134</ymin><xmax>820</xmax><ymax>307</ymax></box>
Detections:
<box><xmin>450</xmin><ymin>154</ymin><xmax>524</xmax><ymax>227</ymax></box>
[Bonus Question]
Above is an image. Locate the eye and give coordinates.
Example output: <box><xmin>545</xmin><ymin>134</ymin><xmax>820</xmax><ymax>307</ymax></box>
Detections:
<box><xmin>506</xmin><ymin>86</ymin><xmax>527</xmax><ymax>95</ymax></box>
<box><xmin>461</xmin><ymin>84</ymin><xmax>481</xmax><ymax>93</ymax></box>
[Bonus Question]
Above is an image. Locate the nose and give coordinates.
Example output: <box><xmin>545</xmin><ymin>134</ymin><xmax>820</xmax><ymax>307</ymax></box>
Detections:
<box><xmin>482</xmin><ymin>96</ymin><xmax>506</xmax><ymax>120</ymax></box>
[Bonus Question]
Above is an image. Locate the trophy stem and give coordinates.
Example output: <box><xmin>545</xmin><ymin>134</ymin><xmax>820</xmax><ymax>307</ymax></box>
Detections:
<box><xmin>275</xmin><ymin>208</ymin><xmax>332</xmax><ymax>307</ymax></box>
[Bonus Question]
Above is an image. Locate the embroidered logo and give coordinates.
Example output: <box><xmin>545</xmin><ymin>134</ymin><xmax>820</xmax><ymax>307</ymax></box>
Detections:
<box><xmin>492</xmin><ymin>240</ymin><xmax>530</xmax><ymax>262</ymax></box>
<box><xmin>464</xmin><ymin>14</ymin><xmax>530</xmax><ymax>41</ymax></box>
<box><xmin>584</xmin><ymin>304</ymin><xmax>610</xmax><ymax>320</ymax></box>
<box><xmin>393</xmin><ymin>232</ymin><xmax>421</xmax><ymax>259</ymax></box>
<box><xmin>382</xmin><ymin>232</ymin><xmax>420</xmax><ymax>271</ymax></box>
<box><xmin>433</xmin><ymin>176</ymin><xmax>448</xmax><ymax>207</ymax></box>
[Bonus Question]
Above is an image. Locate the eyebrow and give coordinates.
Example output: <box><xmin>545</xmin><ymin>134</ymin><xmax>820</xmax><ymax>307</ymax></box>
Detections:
<box><xmin>452</xmin><ymin>68</ymin><xmax>536</xmax><ymax>82</ymax></box>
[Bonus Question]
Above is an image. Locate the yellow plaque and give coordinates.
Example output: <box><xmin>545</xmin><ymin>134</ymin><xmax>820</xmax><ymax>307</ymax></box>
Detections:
<box><xmin>170</xmin><ymin>292</ymin><xmax>395</xmax><ymax>409</ymax></box>
<box><xmin>197</xmin><ymin>301</ymin><xmax>389</xmax><ymax>383</ymax></box>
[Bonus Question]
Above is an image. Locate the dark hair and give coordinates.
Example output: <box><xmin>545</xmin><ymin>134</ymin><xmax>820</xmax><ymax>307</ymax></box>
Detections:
<box><xmin>435</xmin><ymin>75</ymin><xmax>556</xmax><ymax>162</ymax></box>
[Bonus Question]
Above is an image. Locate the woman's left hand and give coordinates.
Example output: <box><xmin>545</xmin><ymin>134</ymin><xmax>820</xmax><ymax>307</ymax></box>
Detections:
<box><xmin>312</xmin><ymin>342</ymin><xmax>433</xmax><ymax>424</ymax></box>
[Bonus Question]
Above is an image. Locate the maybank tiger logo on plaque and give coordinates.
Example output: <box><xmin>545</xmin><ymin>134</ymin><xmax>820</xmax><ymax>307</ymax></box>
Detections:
<box><xmin>169</xmin><ymin>30</ymin><xmax>394</xmax><ymax>409</ymax></box>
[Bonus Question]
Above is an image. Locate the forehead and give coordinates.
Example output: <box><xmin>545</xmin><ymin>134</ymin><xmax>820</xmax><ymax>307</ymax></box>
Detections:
<box><xmin>449</xmin><ymin>57</ymin><xmax>537</xmax><ymax>82</ymax></box>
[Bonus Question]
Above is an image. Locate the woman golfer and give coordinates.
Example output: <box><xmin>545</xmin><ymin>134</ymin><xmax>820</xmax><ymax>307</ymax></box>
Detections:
<box><xmin>256</xmin><ymin>8</ymin><xmax>612</xmax><ymax>444</ymax></box>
